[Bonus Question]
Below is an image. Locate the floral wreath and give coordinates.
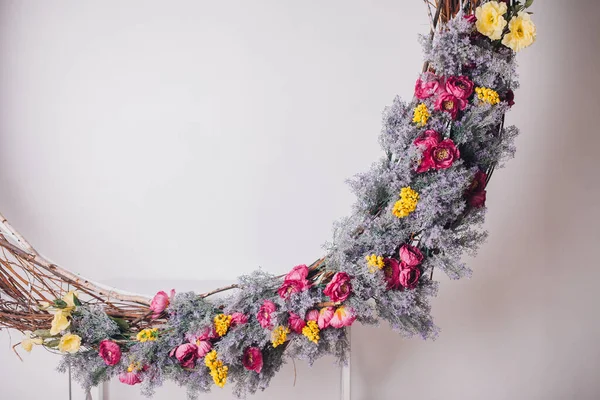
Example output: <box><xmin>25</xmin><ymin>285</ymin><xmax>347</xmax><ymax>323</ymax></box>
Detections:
<box><xmin>0</xmin><ymin>1</ymin><xmax>537</xmax><ymax>398</ymax></box>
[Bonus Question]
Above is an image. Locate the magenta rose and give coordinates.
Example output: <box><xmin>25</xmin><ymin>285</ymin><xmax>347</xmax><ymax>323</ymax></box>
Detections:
<box><xmin>465</xmin><ymin>170</ymin><xmax>487</xmax><ymax>208</ymax></box>
<box><xmin>243</xmin><ymin>347</ymin><xmax>263</xmax><ymax>373</ymax></box>
<box><xmin>98</xmin><ymin>340</ymin><xmax>121</xmax><ymax>366</ymax></box>
<box><xmin>230</xmin><ymin>312</ymin><xmax>249</xmax><ymax>327</ymax></box>
<box><xmin>257</xmin><ymin>300</ymin><xmax>277</xmax><ymax>329</ymax></box>
<box><xmin>414</xmin><ymin>130</ymin><xmax>441</xmax><ymax>173</ymax></box>
<box><xmin>323</xmin><ymin>272</ymin><xmax>353</xmax><ymax>303</ymax></box>
<box><xmin>149</xmin><ymin>289</ymin><xmax>175</xmax><ymax>319</ymax></box>
<box><xmin>278</xmin><ymin>264</ymin><xmax>311</xmax><ymax>299</ymax></box>
<box><xmin>431</xmin><ymin>139</ymin><xmax>460</xmax><ymax>170</ymax></box>
<box><xmin>288</xmin><ymin>312</ymin><xmax>306</xmax><ymax>334</ymax></box>
<box><xmin>119</xmin><ymin>371</ymin><xmax>142</xmax><ymax>386</ymax></box>
<box><xmin>399</xmin><ymin>244</ymin><xmax>424</xmax><ymax>267</ymax></box>
<box><xmin>445</xmin><ymin>76</ymin><xmax>474</xmax><ymax>100</ymax></box>
<box><xmin>305</xmin><ymin>309</ymin><xmax>319</xmax><ymax>322</ymax></box>
<box><xmin>435</xmin><ymin>92</ymin><xmax>466</xmax><ymax>120</ymax></box>
<box><xmin>383</xmin><ymin>258</ymin><xmax>401</xmax><ymax>290</ymax></box>
<box><xmin>414</xmin><ymin>73</ymin><xmax>440</xmax><ymax>100</ymax></box>
<box><xmin>317</xmin><ymin>307</ymin><xmax>335</xmax><ymax>329</ymax></box>
<box><xmin>399</xmin><ymin>263</ymin><xmax>421</xmax><ymax>290</ymax></box>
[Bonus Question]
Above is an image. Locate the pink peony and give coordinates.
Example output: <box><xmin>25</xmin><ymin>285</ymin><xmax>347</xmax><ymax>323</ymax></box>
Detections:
<box><xmin>465</xmin><ymin>170</ymin><xmax>487</xmax><ymax>208</ymax></box>
<box><xmin>414</xmin><ymin>73</ymin><xmax>440</xmax><ymax>100</ymax></box>
<box><xmin>284</xmin><ymin>264</ymin><xmax>310</xmax><ymax>281</ymax></box>
<box><xmin>278</xmin><ymin>265</ymin><xmax>311</xmax><ymax>299</ymax></box>
<box><xmin>242</xmin><ymin>347</ymin><xmax>263</xmax><ymax>373</ymax></box>
<box><xmin>399</xmin><ymin>263</ymin><xmax>421</xmax><ymax>290</ymax></box>
<box><xmin>257</xmin><ymin>300</ymin><xmax>277</xmax><ymax>329</ymax></box>
<box><xmin>173</xmin><ymin>343</ymin><xmax>198</xmax><ymax>369</ymax></box>
<box><xmin>414</xmin><ymin>130</ymin><xmax>460</xmax><ymax>172</ymax></box>
<box><xmin>323</xmin><ymin>272</ymin><xmax>353</xmax><ymax>303</ymax></box>
<box><xmin>230</xmin><ymin>312</ymin><xmax>249</xmax><ymax>327</ymax></box>
<box><xmin>149</xmin><ymin>289</ymin><xmax>175</xmax><ymax>319</ymax></box>
<box><xmin>196</xmin><ymin>340</ymin><xmax>212</xmax><ymax>357</ymax></box>
<box><xmin>98</xmin><ymin>340</ymin><xmax>121</xmax><ymax>366</ymax></box>
<box><xmin>306</xmin><ymin>309</ymin><xmax>319</xmax><ymax>322</ymax></box>
<box><xmin>329</xmin><ymin>306</ymin><xmax>356</xmax><ymax>329</ymax></box>
<box><xmin>435</xmin><ymin>92</ymin><xmax>467</xmax><ymax>120</ymax></box>
<box><xmin>399</xmin><ymin>244</ymin><xmax>424</xmax><ymax>267</ymax></box>
<box><xmin>432</xmin><ymin>139</ymin><xmax>460</xmax><ymax>170</ymax></box>
<box><xmin>445</xmin><ymin>76</ymin><xmax>474</xmax><ymax>100</ymax></box>
<box><xmin>317</xmin><ymin>307</ymin><xmax>335</xmax><ymax>329</ymax></box>
<box><xmin>288</xmin><ymin>312</ymin><xmax>306</xmax><ymax>334</ymax></box>
<box><xmin>119</xmin><ymin>371</ymin><xmax>142</xmax><ymax>386</ymax></box>
<box><xmin>383</xmin><ymin>258</ymin><xmax>401</xmax><ymax>290</ymax></box>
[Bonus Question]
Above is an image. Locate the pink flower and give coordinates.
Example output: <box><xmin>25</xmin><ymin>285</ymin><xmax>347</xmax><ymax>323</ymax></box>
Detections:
<box><xmin>414</xmin><ymin>73</ymin><xmax>440</xmax><ymax>100</ymax></box>
<box><xmin>432</xmin><ymin>139</ymin><xmax>460</xmax><ymax>170</ymax></box>
<box><xmin>257</xmin><ymin>300</ymin><xmax>277</xmax><ymax>329</ymax></box>
<box><xmin>288</xmin><ymin>312</ymin><xmax>306</xmax><ymax>334</ymax></box>
<box><xmin>242</xmin><ymin>347</ymin><xmax>263</xmax><ymax>373</ymax></box>
<box><xmin>230</xmin><ymin>312</ymin><xmax>249</xmax><ymax>327</ymax></box>
<box><xmin>445</xmin><ymin>76</ymin><xmax>474</xmax><ymax>100</ymax></box>
<box><xmin>463</xmin><ymin>14</ymin><xmax>477</xmax><ymax>24</ymax></box>
<box><xmin>149</xmin><ymin>289</ymin><xmax>175</xmax><ymax>319</ymax></box>
<box><xmin>399</xmin><ymin>244</ymin><xmax>424</xmax><ymax>267</ymax></box>
<box><xmin>195</xmin><ymin>340</ymin><xmax>212</xmax><ymax>357</ymax></box>
<box><xmin>435</xmin><ymin>92</ymin><xmax>467</xmax><ymax>120</ymax></box>
<box><xmin>414</xmin><ymin>130</ymin><xmax>460</xmax><ymax>172</ymax></box>
<box><xmin>173</xmin><ymin>343</ymin><xmax>198</xmax><ymax>369</ymax></box>
<box><xmin>278</xmin><ymin>265</ymin><xmax>311</xmax><ymax>299</ymax></box>
<box><xmin>323</xmin><ymin>272</ymin><xmax>353</xmax><ymax>303</ymax></box>
<box><xmin>383</xmin><ymin>258</ymin><xmax>401</xmax><ymax>290</ymax></box>
<box><xmin>465</xmin><ymin>170</ymin><xmax>487</xmax><ymax>208</ymax></box>
<box><xmin>399</xmin><ymin>263</ymin><xmax>421</xmax><ymax>290</ymax></box>
<box><xmin>306</xmin><ymin>309</ymin><xmax>319</xmax><ymax>322</ymax></box>
<box><xmin>119</xmin><ymin>371</ymin><xmax>142</xmax><ymax>386</ymax></box>
<box><xmin>317</xmin><ymin>307</ymin><xmax>335</xmax><ymax>329</ymax></box>
<box><xmin>330</xmin><ymin>306</ymin><xmax>356</xmax><ymax>328</ymax></box>
<box><xmin>98</xmin><ymin>340</ymin><xmax>121</xmax><ymax>366</ymax></box>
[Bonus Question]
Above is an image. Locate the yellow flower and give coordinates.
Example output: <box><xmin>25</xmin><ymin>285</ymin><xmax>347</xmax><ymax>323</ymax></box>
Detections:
<box><xmin>204</xmin><ymin>350</ymin><xmax>228</xmax><ymax>388</ymax></box>
<box><xmin>475</xmin><ymin>87</ymin><xmax>500</xmax><ymax>105</ymax></box>
<box><xmin>475</xmin><ymin>1</ymin><xmax>508</xmax><ymax>40</ymax></box>
<box><xmin>50</xmin><ymin>309</ymin><xmax>71</xmax><ymax>336</ymax></box>
<box><xmin>502</xmin><ymin>12</ymin><xmax>536</xmax><ymax>52</ymax></box>
<box><xmin>127</xmin><ymin>362</ymin><xmax>142</xmax><ymax>372</ymax></box>
<box><xmin>21</xmin><ymin>333</ymin><xmax>43</xmax><ymax>352</ymax></box>
<box><xmin>136</xmin><ymin>328</ymin><xmax>158</xmax><ymax>342</ymax></box>
<box><xmin>204</xmin><ymin>350</ymin><xmax>219</xmax><ymax>369</ymax></box>
<box><xmin>392</xmin><ymin>187</ymin><xmax>419</xmax><ymax>219</ymax></box>
<box><xmin>365</xmin><ymin>254</ymin><xmax>385</xmax><ymax>273</ymax></box>
<box><xmin>302</xmin><ymin>320</ymin><xmax>320</xmax><ymax>344</ymax></box>
<box><xmin>58</xmin><ymin>333</ymin><xmax>81</xmax><ymax>353</ymax></box>
<box><xmin>271</xmin><ymin>325</ymin><xmax>290</xmax><ymax>348</ymax></box>
<box><xmin>62</xmin><ymin>291</ymin><xmax>79</xmax><ymax>310</ymax></box>
<box><xmin>412</xmin><ymin>103</ymin><xmax>430</xmax><ymax>126</ymax></box>
<box><xmin>214</xmin><ymin>314</ymin><xmax>232</xmax><ymax>337</ymax></box>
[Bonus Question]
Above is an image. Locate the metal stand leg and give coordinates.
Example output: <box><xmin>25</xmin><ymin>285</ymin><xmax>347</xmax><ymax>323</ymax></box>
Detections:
<box><xmin>340</xmin><ymin>327</ymin><xmax>351</xmax><ymax>400</ymax></box>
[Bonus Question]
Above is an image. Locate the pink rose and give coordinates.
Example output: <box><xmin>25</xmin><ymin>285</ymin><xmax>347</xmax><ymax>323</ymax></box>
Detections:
<box><xmin>257</xmin><ymin>300</ymin><xmax>277</xmax><ymax>329</ymax></box>
<box><xmin>98</xmin><ymin>340</ymin><xmax>121</xmax><ymax>366</ymax></box>
<box><xmin>242</xmin><ymin>347</ymin><xmax>263</xmax><ymax>373</ymax></box>
<box><xmin>278</xmin><ymin>265</ymin><xmax>311</xmax><ymax>299</ymax></box>
<box><xmin>465</xmin><ymin>170</ymin><xmax>487</xmax><ymax>208</ymax></box>
<box><xmin>414</xmin><ymin>73</ymin><xmax>440</xmax><ymax>100</ymax></box>
<box><xmin>173</xmin><ymin>343</ymin><xmax>198</xmax><ymax>369</ymax></box>
<box><xmin>230</xmin><ymin>312</ymin><xmax>249</xmax><ymax>327</ymax></box>
<box><xmin>149</xmin><ymin>289</ymin><xmax>175</xmax><ymax>319</ymax></box>
<box><xmin>288</xmin><ymin>312</ymin><xmax>306</xmax><ymax>334</ymax></box>
<box><xmin>383</xmin><ymin>258</ymin><xmax>401</xmax><ymax>290</ymax></box>
<box><xmin>432</xmin><ymin>139</ymin><xmax>460</xmax><ymax>170</ymax></box>
<box><xmin>323</xmin><ymin>272</ymin><xmax>352</xmax><ymax>303</ymax></box>
<box><xmin>119</xmin><ymin>371</ymin><xmax>142</xmax><ymax>386</ymax></box>
<box><xmin>435</xmin><ymin>92</ymin><xmax>466</xmax><ymax>120</ymax></box>
<box><xmin>399</xmin><ymin>244</ymin><xmax>424</xmax><ymax>267</ymax></box>
<box><xmin>399</xmin><ymin>263</ymin><xmax>421</xmax><ymax>290</ymax></box>
<box><xmin>317</xmin><ymin>307</ymin><xmax>335</xmax><ymax>329</ymax></box>
<box><xmin>445</xmin><ymin>76</ymin><xmax>474</xmax><ymax>100</ymax></box>
<box><xmin>414</xmin><ymin>130</ymin><xmax>441</xmax><ymax>173</ymax></box>
<box><xmin>306</xmin><ymin>309</ymin><xmax>319</xmax><ymax>322</ymax></box>
<box><xmin>330</xmin><ymin>306</ymin><xmax>356</xmax><ymax>329</ymax></box>
<box><xmin>284</xmin><ymin>264</ymin><xmax>310</xmax><ymax>281</ymax></box>
<box><xmin>195</xmin><ymin>340</ymin><xmax>212</xmax><ymax>358</ymax></box>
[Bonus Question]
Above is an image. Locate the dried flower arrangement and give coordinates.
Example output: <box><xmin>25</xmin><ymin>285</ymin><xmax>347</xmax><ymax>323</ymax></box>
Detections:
<box><xmin>0</xmin><ymin>1</ymin><xmax>537</xmax><ymax>398</ymax></box>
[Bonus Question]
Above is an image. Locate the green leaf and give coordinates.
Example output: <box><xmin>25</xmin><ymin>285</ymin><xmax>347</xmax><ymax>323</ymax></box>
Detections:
<box><xmin>109</xmin><ymin>316</ymin><xmax>130</xmax><ymax>334</ymax></box>
<box><xmin>33</xmin><ymin>329</ymin><xmax>54</xmax><ymax>338</ymax></box>
<box><xmin>53</xmin><ymin>299</ymin><xmax>68</xmax><ymax>308</ymax></box>
<box><xmin>524</xmin><ymin>0</ymin><xmax>534</xmax><ymax>8</ymax></box>
<box><xmin>73</xmin><ymin>294</ymin><xmax>82</xmax><ymax>307</ymax></box>
<box><xmin>45</xmin><ymin>339</ymin><xmax>60</xmax><ymax>348</ymax></box>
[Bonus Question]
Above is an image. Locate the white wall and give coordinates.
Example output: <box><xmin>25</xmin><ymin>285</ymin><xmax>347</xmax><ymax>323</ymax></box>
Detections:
<box><xmin>1</xmin><ymin>0</ymin><xmax>599</xmax><ymax>399</ymax></box>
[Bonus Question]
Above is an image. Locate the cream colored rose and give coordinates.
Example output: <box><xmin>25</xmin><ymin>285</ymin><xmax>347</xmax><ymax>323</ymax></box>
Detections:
<box><xmin>475</xmin><ymin>1</ymin><xmax>508</xmax><ymax>40</ymax></box>
<box><xmin>50</xmin><ymin>309</ymin><xmax>71</xmax><ymax>335</ymax></box>
<box><xmin>58</xmin><ymin>333</ymin><xmax>81</xmax><ymax>353</ymax></box>
<box><xmin>502</xmin><ymin>12</ymin><xmax>536</xmax><ymax>52</ymax></box>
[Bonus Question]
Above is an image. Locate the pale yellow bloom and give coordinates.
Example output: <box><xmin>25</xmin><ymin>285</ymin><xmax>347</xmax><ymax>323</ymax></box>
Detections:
<box><xmin>21</xmin><ymin>333</ymin><xmax>43</xmax><ymax>352</ymax></box>
<box><xmin>50</xmin><ymin>309</ymin><xmax>71</xmax><ymax>335</ymax></box>
<box><xmin>475</xmin><ymin>1</ymin><xmax>508</xmax><ymax>40</ymax></box>
<box><xmin>62</xmin><ymin>291</ymin><xmax>78</xmax><ymax>310</ymax></box>
<box><xmin>502</xmin><ymin>12</ymin><xmax>536</xmax><ymax>52</ymax></box>
<box><xmin>58</xmin><ymin>333</ymin><xmax>81</xmax><ymax>353</ymax></box>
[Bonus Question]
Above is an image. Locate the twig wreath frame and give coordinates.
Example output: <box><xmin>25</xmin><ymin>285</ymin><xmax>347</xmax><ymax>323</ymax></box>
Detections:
<box><xmin>0</xmin><ymin>0</ymin><xmax>537</xmax><ymax>398</ymax></box>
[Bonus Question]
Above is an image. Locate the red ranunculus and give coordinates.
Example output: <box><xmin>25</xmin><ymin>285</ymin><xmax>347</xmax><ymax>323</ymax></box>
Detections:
<box><xmin>243</xmin><ymin>347</ymin><xmax>263</xmax><ymax>373</ymax></box>
<box><xmin>465</xmin><ymin>170</ymin><xmax>487</xmax><ymax>208</ymax></box>
<box><xmin>383</xmin><ymin>258</ymin><xmax>401</xmax><ymax>290</ymax></box>
<box><xmin>399</xmin><ymin>263</ymin><xmax>421</xmax><ymax>290</ymax></box>
<box><xmin>288</xmin><ymin>312</ymin><xmax>306</xmax><ymax>334</ymax></box>
<box><xmin>399</xmin><ymin>244</ymin><xmax>424</xmax><ymax>267</ymax></box>
<box><xmin>323</xmin><ymin>272</ymin><xmax>352</xmax><ymax>303</ymax></box>
<box><xmin>98</xmin><ymin>340</ymin><xmax>121</xmax><ymax>366</ymax></box>
<box><xmin>445</xmin><ymin>76</ymin><xmax>474</xmax><ymax>100</ymax></box>
<box><xmin>435</xmin><ymin>92</ymin><xmax>466</xmax><ymax>120</ymax></box>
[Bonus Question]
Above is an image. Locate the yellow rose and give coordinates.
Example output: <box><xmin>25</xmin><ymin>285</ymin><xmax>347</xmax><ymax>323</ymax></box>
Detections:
<box><xmin>58</xmin><ymin>333</ymin><xmax>81</xmax><ymax>353</ymax></box>
<box><xmin>62</xmin><ymin>291</ymin><xmax>78</xmax><ymax>310</ymax></box>
<box><xmin>502</xmin><ymin>12</ymin><xmax>536</xmax><ymax>52</ymax></box>
<box><xmin>50</xmin><ymin>309</ymin><xmax>71</xmax><ymax>335</ymax></box>
<box><xmin>475</xmin><ymin>1</ymin><xmax>508</xmax><ymax>40</ymax></box>
<box><xmin>21</xmin><ymin>333</ymin><xmax>43</xmax><ymax>352</ymax></box>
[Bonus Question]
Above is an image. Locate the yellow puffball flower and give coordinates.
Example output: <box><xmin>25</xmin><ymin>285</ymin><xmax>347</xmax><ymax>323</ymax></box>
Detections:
<box><xmin>214</xmin><ymin>314</ymin><xmax>232</xmax><ymax>337</ymax></box>
<box><xmin>58</xmin><ymin>333</ymin><xmax>81</xmax><ymax>353</ymax></box>
<box><xmin>475</xmin><ymin>87</ymin><xmax>500</xmax><ymax>105</ymax></box>
<box><xmin>302</xmin><ymin>320</ymin><xmax>320</xmax><ymax>344</ymax></box>
<box><xmin>365</xmin><ymin>254</ymin><xmax>385</xmax><ymax>273</ymax></box>
<box><xmin>50</xmin><ymin>309</ymin><xmax>71</xmax><ymax>336</ymax></box>
<box><xmin>205</xmin><ymin>350</ymin><xmax>219</xmax><ymax>369</ymax></box>
<box><xmin>475</xmin><ymin>1</ymin><xmax>508</xmax><ymax>40</ymax></box>
<box><xmin>271</xmin><ymin>326</ymin><xmax>290</xmax><ymax>348</ymax></box>
<box><xmin>392</xmin><ymin>187</ymin><xmax>419</xmax><ymax>219</ymax></box>
<box><xmin>502</xmin><ymin>12</ymin><xmax>536</xmax><ymax>52</ymax></box>
<box><xmin>412</xmin><ymin>103</ymin><xmax>430</xmax><ymax>126</ymax></box>
<box><xmin>136</xmin><ymin>328</ymin><xmax>158</xmax><ymax>342</ymax></box>
<box><xmin>204</xmin><ymin>350</ymin><xmax>228</xmax><ymax>388</ymax></box>
<box><xmin>21</xmin><ymin>333</ymin><xmax>43</xmax><ymax>352</ymax></box>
